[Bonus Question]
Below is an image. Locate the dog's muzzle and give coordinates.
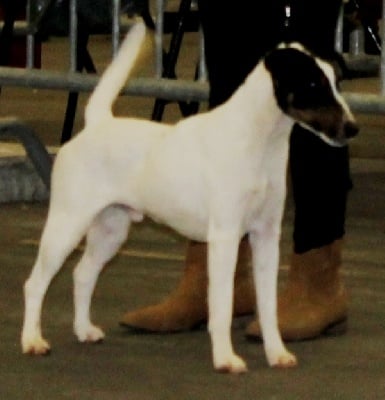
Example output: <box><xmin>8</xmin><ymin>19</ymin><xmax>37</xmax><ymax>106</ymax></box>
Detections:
<box><xmin>333</xmin><ymin>119</ymin><xmax>359</xmax><ymax>147</ymax></box>
<box><xmin>300</xmin><ymin>118</ymin><xmax>359</xmax><ymax>148</ymax></box>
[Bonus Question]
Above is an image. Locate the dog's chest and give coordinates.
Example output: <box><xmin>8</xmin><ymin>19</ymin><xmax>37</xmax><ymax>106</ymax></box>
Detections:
<box><xmin>240</xmin><ymin>177</ymin><xmax>272</xmax><ymax>227</ymax></box>
<box><xmin>149</xmin><ymin>168</ymin><xmax>274</xmax><ymax>241</ymax></box>
<box><xmin>240</xmin><ymin>154</ymin><xmax>288</xmax><ymax>234</ymax></box>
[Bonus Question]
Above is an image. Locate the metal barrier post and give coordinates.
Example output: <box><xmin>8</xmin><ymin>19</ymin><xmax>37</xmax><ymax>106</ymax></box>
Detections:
<box><xmin>69</xmin><ymin>0</ymin><xmax>78</xmax><ymax>72</ymax></box>
<box><xmin>381</xmin><ymin>0</ymin><xmax>385</xmax><ymax>94</ymax></box>
<box><xmin>198</xmin><ymin>26</ymin><xmax>207</xmax><ymax>81</ymax></box>
<box><xmin>26</xmin><ymin>0</ymin><xmax>34</xmax><ymax>69</ymax></box>
<box><xmin>335</xmin><ymin>3</ymin><xmax>344</xmax><ymax>54</ymax></box>
<box><xmin>155</xmin><ymin>0</ymin><xmax>165</xmax><ymax>78</ymax></box>
<box><xmin>112</xmin><ymin>0</ymin><xmax>121</xmax><ymax>57</ymax></box>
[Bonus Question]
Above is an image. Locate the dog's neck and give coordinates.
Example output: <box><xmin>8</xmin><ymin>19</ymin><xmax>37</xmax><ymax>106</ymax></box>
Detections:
<box><xmin>224</xmin><ymin>62</ymin><xmax>295</xmax><ymax>144</ymax></box>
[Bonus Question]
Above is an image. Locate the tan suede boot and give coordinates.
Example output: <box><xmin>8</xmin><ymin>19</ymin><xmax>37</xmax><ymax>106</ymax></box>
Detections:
<box><xmin>119</xmin><ymin>238</ymin><xmax>255</xmax><ymax>332</ymax></box>
<box><xmin>246</xmin><ymin>239</ymin><xmax>348</xmax><ymax>341</ymax></box>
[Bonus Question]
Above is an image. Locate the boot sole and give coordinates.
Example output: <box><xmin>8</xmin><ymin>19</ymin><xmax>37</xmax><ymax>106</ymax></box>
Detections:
<box><xmin>245</xmin><ymin>317</ymin><xmax>348</xmax><ymax>343</ymax></box>
<box><xmin>118</xmin><ymin>319</ymin><xmax>207</xmax><ymax>334</ymax></box>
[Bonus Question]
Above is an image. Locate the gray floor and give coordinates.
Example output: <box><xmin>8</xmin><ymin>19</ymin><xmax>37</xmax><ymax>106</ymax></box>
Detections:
<box><xmin>1</xmin><ymin>26</ymin><xmax>385</xmax><ymax>400</ymax></box>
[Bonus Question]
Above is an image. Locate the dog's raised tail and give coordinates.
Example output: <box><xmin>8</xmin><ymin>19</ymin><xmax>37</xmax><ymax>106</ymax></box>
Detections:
<box><xmin>84</xmin><ymin>21</ymin><xmax>146</xmax><ymax>125</ymax></box>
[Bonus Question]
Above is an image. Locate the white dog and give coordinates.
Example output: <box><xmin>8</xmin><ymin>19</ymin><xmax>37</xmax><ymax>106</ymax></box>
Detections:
<box><xmin>21</xmin><ymin>22</ymin><xmax>358</xmax><ymax>373</ymax></box>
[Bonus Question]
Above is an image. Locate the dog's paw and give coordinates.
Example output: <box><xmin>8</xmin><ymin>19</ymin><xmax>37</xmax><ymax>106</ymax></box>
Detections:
<box><xmin>267</xmin><ymin>350</ymin><xmax>298</xmax><ymax>368</ymax></box>
<box><xmin>75</xmin><ymin>324</ymin><xmax>105</xmax><ymax>343</ymax></box>
<box><xmin>22</xmin><ymin>335</ymin><xmax>51</xmax><ymax>355</ymax></box>
<box><xmin>214</xmin><ymin>353</ymin><xmax>248</xmax><ymax>374</ymax></box>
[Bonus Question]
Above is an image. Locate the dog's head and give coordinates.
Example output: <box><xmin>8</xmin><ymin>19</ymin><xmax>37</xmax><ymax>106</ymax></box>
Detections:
<box><xmin>264</xmin><ymin>43</ymin><xmax>358</xmax><ymax>146</ymax></box>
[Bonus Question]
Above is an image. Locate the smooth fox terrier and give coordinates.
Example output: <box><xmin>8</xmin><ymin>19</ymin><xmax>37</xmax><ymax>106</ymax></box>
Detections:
<box><xmin>21</xmin><ymin>22</ymin><xmax>358</xmax><ymax>373</ymax></box>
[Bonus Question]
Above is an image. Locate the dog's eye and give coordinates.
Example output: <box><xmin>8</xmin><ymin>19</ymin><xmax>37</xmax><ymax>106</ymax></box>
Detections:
<box><xmin>308</xmin><ymin>81</ymin><xmax>319</xmax><ymax>90</ymax></box>
<box><xmin>308</xmin><ymin>74</ymin><xmax>328</xmax><ymax>91</ymax></box>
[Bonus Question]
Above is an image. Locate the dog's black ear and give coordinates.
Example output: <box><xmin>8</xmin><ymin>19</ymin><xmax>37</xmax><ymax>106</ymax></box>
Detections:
<box><xmin>264</xmin><ymin>47</ymin><xmax>299</xmax><ymax>81</ymax></box>
<box><xmin>264</xmin><ymin>47</ymin><xmax>334</xmax><ymax>113</ymax></box>
<box><xmin>264</xmin><ymin>47</ymin><xmax>308</xmax><ymax>112</ymax></box>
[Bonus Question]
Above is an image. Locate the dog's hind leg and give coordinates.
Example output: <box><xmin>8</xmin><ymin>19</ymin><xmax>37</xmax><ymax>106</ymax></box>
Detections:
<box><xmin>73</xmin><ymin>205</ymin><xmax>132</xmax><ymax>343</ymax></box>
<box><xmin>22</xmin><ymin>208</ymin><xmax>95</xmax><ymax>355</ymax></box>
<box><xmin>248</xmin><ymin>229</ymin><xmax>297</xmax><ymax>368</ymax></box>
<box><xmin>207</xmin><ymin>233</ymin><xmax>248</xmax><ymax>374</ymax></box>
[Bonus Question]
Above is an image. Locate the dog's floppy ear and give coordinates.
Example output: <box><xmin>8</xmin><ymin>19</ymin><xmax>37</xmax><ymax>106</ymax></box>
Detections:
<box><xmin>264</xmin><ymin>47</ymin><xmax>307</xmax><ymax>112</ymax></box>
<box><xmin>264</xmin><ymin>46</ymin><xmax>317</xmax><ymax>93</ymax></box>
<box><xmin>264</xmin><ymin>46</ymin><xmax>301</xmax><ymax>81</ymax></box>
<box><xmin>264</xmin><ymin>46</ymin><xmax>333</xmax><ymax>113</ymax></box>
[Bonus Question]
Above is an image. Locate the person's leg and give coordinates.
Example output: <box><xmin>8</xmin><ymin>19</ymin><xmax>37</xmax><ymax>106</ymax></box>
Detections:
<box><xmin>197</xmin><ymin>0</ymin><xmax>283</xmax><ymax>108</ymax></box>
<box><xmin>245</xmin><ymin>0</ymin><xmax>351</xmax><ymax>339</ymax></box>
<box><xmin>289</xmin><ymin>0</ymin><xmax>343</xmax><ymax>58</ymax></box>
<box><xmin>246</xmin><ymin>125</ymin><xmax>351</xmax><ymax>339</ymax></box>
<box><xmin>120</xmin><ymin>0</ymin><xmax>270</xmax><ymax>331</ymax></box>
<box><xmin>290</xmin><ymin>125</ymin><xmax>352</xmax><ymax>254</ymax></box>
<box><xmin>120</xmin><ymin>239</ymin><xmax>255</xmax><ymax>331</ymax></box>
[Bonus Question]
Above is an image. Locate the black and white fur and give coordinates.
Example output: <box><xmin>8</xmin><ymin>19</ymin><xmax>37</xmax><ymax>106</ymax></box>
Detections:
<box><xmin>21</xmin><ymin>22</ymin><xmax>358</xmax><ymax>373</ymax></box>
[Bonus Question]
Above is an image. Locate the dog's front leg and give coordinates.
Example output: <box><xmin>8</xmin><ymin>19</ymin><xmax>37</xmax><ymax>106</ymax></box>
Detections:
<box><xmin>207</xmin><ymin>233</ymin><xmax>248</xmax><ymax>373</ymax></box>
<box><xmin>249</xmin><ymin>229</ymin><xmax>297</xmax><ymax>368</ymax></box>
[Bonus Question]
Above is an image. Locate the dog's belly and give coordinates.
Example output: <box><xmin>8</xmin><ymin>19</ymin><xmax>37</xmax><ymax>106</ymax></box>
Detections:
<box><xmin>137</xmin><ymin>173</ymin><xmax>271</xmax><ymax>243</ymax></box>
<box><xmin>138</xmin><ymin>173</ymin><xmax>210</xmax><ymax>241</ymax></box>
<box><xmin>147</xmin><ymin>208</ymin><xmax>208</xmax><ymax>242</ymax></box>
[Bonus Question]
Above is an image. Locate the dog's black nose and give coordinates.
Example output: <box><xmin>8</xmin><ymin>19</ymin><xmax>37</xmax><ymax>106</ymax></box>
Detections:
<box><xmin>344</xmin><ymin>121</ymin><xmax>359</xmax><ymax>138</ymax></box>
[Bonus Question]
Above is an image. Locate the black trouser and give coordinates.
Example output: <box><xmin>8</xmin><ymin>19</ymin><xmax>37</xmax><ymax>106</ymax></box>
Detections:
<box><xmin>197</xmin><ymin>0</ymin><xmax>352</xmax><ymax>253</ymax></box>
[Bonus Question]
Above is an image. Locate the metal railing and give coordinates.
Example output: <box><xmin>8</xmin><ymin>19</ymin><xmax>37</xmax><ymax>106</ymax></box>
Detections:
<box><xmin>0</xmin><ymin>0</ymin><xmax>385</xmax><ymax>113</ymax></box>
<box><xmin>1</xmin><ymin>0</ymin><xmax>384</xmax><ymax>191</ymax></box>
<box><xmin>0</xmin><ymin>0</ymin><xmax>208</xmax><ymax>102</ymax></box>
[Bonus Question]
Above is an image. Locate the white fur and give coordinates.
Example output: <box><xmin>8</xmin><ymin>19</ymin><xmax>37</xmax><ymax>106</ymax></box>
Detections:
<box><xmin>21</xmin><ymin>22</ymin><xmax>354</xmax><ymax>373</ymax></box>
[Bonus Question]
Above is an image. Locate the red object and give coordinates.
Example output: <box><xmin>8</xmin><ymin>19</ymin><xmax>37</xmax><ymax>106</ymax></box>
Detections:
<box><xmin>0</xmin><ymin>5</ymin><xmax>42</xmax><ymax>68</ymax></box>
<box><xmin>6</xmin><ymin>36</ymin><xmax>42</xmax><ymax>68</ymax></box>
